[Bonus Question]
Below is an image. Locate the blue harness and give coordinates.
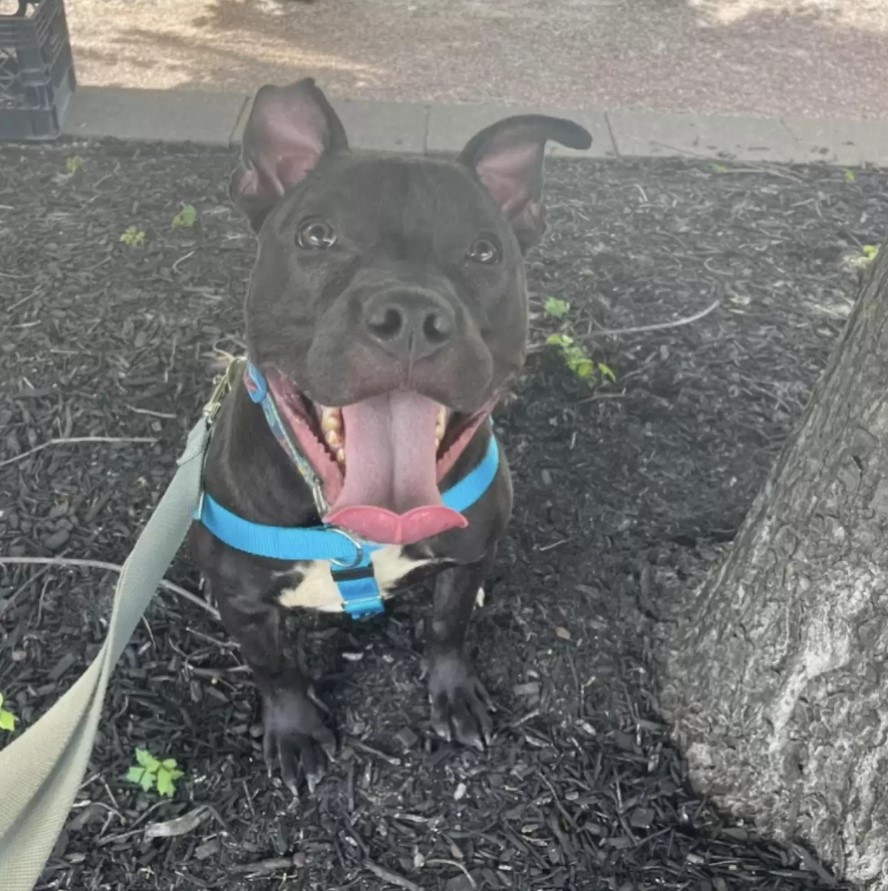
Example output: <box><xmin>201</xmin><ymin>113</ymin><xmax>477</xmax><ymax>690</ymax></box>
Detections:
<box><xmin>195</xmin><ymin>362</ymin><xmax>500</xmax><ymax>618</ymax></box>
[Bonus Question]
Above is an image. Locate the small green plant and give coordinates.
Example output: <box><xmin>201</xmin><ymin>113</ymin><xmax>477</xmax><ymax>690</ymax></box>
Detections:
<box><xmin>597</xmin><ymin>361</ymin><xmax>617</xmax><ymax>383</ymax></box>
<box><xmin>126</xmin><ymin>748</ymin><xmax>184</xmax><ymax>797</ymax></box>
<box><xmin>712</xmin><ymin>163</ymin><xmax>728</xmax><ymax>174</ymax></box>
<box><xmin>65</xmin><ymin>155</ymin><xmax>83</xmax><ymax>174</ymax></box>
<box><xmin>120</xmin><ymin>226</ymin><xmax>146</xmax><ymax>247</ymax></box>
<box><xmin>171</xmin><ymin>204</ymin><xmax>198</xmax><ymax>229</ymax></box>
<box><xmin>0</xmin><ymin>693</ymin><xmax>16</xmax><ymax>732</ymax></box>
<box><xmin>546</xmin><ymin>333</ymin><xmax>615</xmax><ymax>383</ymax></box>
<box><xmin>861</xmin><ymin>244</ymin><xmax>879</xmax><ymax>262</ymax></box>
<box><xmin>543</xmin><ymin>296</ymin><xmax>570</xmax><ymax>319</ymax></box>
<box><xmin>843</xmin><ymin>169</ymin><xmax>856</xmax><ymax>183</ymax></box>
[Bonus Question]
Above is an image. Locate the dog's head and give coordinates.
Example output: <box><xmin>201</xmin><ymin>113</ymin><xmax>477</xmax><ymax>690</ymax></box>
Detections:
<box><xmin>231</xmin><ymin>79</ymin><xmax>590</xmax><ymax>543</ymax></box>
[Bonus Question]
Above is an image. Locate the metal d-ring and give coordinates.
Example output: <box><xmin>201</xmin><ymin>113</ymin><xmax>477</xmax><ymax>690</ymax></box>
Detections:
<box><xmin>329</xmin><ymin>528</ymin><xmax>365</xmax><ymax>570</ymax></box>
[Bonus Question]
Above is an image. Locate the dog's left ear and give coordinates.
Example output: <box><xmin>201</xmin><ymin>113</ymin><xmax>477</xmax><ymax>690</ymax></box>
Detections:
<box><xmin>459</xmin><ymin>115</ymin><xmax>591</xmax><ymax>251</ymax></box>
<box><xmin>230</xmin><ymin>79</ymin><xmax>348</xmax><ymax>232</ymax></box>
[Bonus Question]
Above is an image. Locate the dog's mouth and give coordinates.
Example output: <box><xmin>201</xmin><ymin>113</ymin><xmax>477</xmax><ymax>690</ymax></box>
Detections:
<box><xmin>266</xmin><ymin>370</ymin><xmax>496</xmax><ymax>545</ymax></box>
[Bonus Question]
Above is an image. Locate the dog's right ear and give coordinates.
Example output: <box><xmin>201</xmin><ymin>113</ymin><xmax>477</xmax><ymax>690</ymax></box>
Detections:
<box><xmin>230</xmin><ymin>79</ymin><xmax>348</xmax><ymax>232</ymax></box>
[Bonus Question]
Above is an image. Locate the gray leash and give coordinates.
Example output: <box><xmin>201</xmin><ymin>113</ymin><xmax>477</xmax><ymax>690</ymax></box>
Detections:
<box><xmin>0</xmin><ymin>413</ymin><xmax>211</xmax><ymax>889</ymax></box>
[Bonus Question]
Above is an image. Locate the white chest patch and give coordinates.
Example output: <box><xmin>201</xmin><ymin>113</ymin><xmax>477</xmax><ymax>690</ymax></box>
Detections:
<box><xmin>277</xmin><ymin>546</ymin><xmax>433</xmax><ymax>612</ymax></box>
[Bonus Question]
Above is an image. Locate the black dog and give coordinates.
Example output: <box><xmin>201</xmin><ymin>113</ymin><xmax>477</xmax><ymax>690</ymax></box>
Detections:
<box><xmin>191</xmin><ymin>79</ymin><xmax>590</xmax><ymax>794</ymax></box>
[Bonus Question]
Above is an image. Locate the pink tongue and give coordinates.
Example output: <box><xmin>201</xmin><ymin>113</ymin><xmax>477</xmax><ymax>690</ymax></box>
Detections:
<box><xmin>324</xmin><ymin>392</ymin><xmax>467</xmax><ymax>545</ymax></box>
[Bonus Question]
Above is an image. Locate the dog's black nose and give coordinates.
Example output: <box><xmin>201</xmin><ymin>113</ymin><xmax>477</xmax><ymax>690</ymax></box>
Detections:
<box><xmin>364</xmin><ymin>291</ymin><xmax>455</xmax><ymax>359</ymax></box>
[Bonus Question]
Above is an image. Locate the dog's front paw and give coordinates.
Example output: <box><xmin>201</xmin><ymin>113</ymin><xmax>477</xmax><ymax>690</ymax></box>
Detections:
<box><xmin>262</xmin><ymin>686</ymin><xmax>336</xmax><ymax>796</ymax></box>
<box><xmin>427</xmin><ymin>651</ymin><xmax>493</xmax><ymax>751</ymax></box>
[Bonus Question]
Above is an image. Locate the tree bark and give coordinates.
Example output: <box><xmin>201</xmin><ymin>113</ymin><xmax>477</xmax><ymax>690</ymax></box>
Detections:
<box><xmin>659</xmin><ymin>241</ymin><xmax>888</xmax><ymax>889</ymax></box>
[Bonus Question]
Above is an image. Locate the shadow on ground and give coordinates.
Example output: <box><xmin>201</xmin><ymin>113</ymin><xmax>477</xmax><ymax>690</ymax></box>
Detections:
<box><xmin>2</xmin><ymin>141</ymin><xmax>886</xmax><ymax>889</ymax></box>
<box><xmin>63</xmin><ymin>0</ymin><xmax>888</xmax><ymax>118</ymax></box>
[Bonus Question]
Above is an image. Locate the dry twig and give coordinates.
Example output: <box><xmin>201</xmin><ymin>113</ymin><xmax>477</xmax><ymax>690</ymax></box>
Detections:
<box><xmin>0</xmin><ymin>436</ymin><xmax>157</xmax><ymax>469</ymax></box>
<box><xmin>0</xmin><ymin>556</ymin><xmax>218</xmax><ymax>620</ymax></box>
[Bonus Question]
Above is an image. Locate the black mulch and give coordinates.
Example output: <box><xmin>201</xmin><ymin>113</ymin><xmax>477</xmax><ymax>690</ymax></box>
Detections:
<box><xmin>1</xmin><ymin>139</ymin><xmax>885</xmax><ymax>891</ymax></box>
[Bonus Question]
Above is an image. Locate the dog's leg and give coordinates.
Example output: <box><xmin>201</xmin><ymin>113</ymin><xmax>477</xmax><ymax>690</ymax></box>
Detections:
<box><xmin>215</xmin><ymin>587</ymin><xmax>335</xmax><ymax>796</ymax></box>
<box><xmin>426</xmin><ymin>551</ymin><xmax>495</xmax><ymax>750</ymax></box>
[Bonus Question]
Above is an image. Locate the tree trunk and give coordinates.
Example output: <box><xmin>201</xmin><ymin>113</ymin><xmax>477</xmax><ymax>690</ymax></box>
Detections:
<box><xmin>659</xmin><ymin>241</ymin><xmax>888</xmax><ymax>889</ymax></box>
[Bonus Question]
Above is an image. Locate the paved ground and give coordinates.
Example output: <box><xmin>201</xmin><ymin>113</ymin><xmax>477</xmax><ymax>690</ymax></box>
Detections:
<box><xmin>63</xmin><ymin>0</ymin><xmax>888</xmax><ymax>120</ymax></box>
<box><xmin>60</xmin><ymin>84</ymin><xmax>888</xmax><ymax>168</ymax></box>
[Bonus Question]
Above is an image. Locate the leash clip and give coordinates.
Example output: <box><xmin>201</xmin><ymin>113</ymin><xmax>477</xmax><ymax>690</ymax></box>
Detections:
<box><xmin>328</xmin><ymin>528</ymin><xmax>365</xmax><ymax>570</ymax></box>
<box><xmin>194</xmin><ymin>488</ymin><xmax>206</xmax><ymax>522</ymax></box>
<box><xmin>203</xmin><ymin>357</ymin><xmax>246</xmax><ymax>425</ymax></box>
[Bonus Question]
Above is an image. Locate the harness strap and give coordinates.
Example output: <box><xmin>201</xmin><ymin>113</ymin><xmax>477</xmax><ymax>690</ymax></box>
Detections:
<box><xmin>243</xmin><ymin>362</ymin><xmax>328</xmax><ymax>516</ymax></box>
<box><xmin>198</xmin><ymin>362</ymin><xmax>499</xmax><ymax>618</ymax></box>
<box><xmin>198</xmin><ymin>498</ymin><xmax>371</xmax><ymax>565</ymax></box>
<box><xmin>197</xmin><ymin>431</ymin><xmax>500</xmax><ymax>618</ymax></box>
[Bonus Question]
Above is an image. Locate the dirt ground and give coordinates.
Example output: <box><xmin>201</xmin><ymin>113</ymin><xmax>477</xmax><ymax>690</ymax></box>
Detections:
<box><xmin>62</xmin><ymin>0</ymin><xmax>888</xmax><ymax>119</ymax></box>
<box><xmin>2</xmin><ymin>139</ymin><xmax>886</xmax><ymax>889</ymax></box>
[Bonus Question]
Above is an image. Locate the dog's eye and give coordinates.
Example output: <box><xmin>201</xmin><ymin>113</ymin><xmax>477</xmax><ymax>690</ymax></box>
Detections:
<box><xmin>297</xmin><ymin>218</ymin><xmax>337</xmax><ymax>250</ymax></box>
<box><xmin>467</xmin><ymin>236</ymin><xmax>501</xmax><ymax>265</ymax></box>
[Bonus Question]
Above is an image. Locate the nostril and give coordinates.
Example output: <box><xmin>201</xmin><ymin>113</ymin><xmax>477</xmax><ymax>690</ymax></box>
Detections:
<box><xmin>423</xmin><ymin>311</ymin><xmax>453</xmax><ymax>344</ymax></box>
<box><xmin>365</xmin><ymin>295</ymin><xmax>454</xmax><ymax>355</ymax></box>
<box><xmin>367</xmin><ymin>306</ymin><xmax>404</xmax><ymax>340</ymax></box>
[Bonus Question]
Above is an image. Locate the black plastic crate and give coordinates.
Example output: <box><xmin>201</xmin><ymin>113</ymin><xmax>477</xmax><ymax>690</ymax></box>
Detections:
<box><xmin>0</xmin><ymin>0</ymin><xmax>76</xmax><ymax>141</ymax></box>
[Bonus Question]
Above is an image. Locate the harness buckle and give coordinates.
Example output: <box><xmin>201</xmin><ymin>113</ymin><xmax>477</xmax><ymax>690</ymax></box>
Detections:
<box><xmin>328</xmin><ymin>528</ymin><xmax>365</xmax><ymax>570</ymax></box>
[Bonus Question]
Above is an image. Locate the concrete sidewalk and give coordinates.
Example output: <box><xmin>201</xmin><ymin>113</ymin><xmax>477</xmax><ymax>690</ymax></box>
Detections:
<box><xmin>62</xmin><ymin>85</ymin><xmax>888</xmax><ymax>168</ymax></box>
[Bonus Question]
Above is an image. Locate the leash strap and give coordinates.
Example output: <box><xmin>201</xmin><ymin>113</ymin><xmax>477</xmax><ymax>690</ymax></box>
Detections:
<box><xmin>0</xmin><ymin>417</ymin><xmax>210</xmax><ymax>890</ymax></box>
